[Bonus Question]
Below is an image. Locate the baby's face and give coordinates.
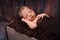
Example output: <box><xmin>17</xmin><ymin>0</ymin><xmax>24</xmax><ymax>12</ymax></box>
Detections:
<box><xmin>21</xmin><ymin>7</ymin><xmax>36</xmax><ymax>21</ymax></box>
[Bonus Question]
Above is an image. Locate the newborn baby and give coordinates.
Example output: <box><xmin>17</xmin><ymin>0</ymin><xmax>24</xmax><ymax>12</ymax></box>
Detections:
<box><xmin>18</xmin><ymin>6</ymin><xmax>49</xmax><ymax>29</ymax></box>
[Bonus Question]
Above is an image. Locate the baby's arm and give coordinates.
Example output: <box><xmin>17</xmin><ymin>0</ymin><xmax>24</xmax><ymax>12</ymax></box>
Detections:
<box><xmin>21</xmin><ymin>13</ymin><xmax>49</xmax><ymax>29</ymax></box>
<box><xmin>33</xmin><ymin>13</ymin><xmax>49</xmax><ymax>24</ymax></box>
<box><xmin>36</xmin><ymin>13</ymin><xmax>49</xmax><ymax>19</ymax></box>
<box><xmin>22</xmin><ymin>18</ymin><xmax>37</xmax><ymax>29</ymax></box>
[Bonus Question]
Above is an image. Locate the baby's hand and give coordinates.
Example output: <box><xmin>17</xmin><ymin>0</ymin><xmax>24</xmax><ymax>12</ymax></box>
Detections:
<box><xmin>22</xmin><ymin>18</ymin><xmax>37</xmax><ymax>29</ymax></box>
<box><xmin>36</xmin><ymin>13</ymin><xmax>49</xmax><ymax>19</ymax></box>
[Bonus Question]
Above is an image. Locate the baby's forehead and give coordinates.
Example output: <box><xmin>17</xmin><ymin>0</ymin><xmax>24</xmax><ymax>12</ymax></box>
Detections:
<box><xmin>21</xmin><ymin>8</ymin><xmax>33</xmax><ymax>13</ymax></box>
<box><xmin>20</xmin><ymin>6</ymin><xmax>35</xmax><ymax>14</ymax></box>
<box><xmin>23</xmin><ymin>8</ymin><xmax>32</xmax><ymax>11</ymax></box>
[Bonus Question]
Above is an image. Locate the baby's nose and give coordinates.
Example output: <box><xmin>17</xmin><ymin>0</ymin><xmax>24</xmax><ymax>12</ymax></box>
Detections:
<box><xmin>29</xmin><ymin>14</ymin><xmax>32</xmax><ymax>17</ymax></box>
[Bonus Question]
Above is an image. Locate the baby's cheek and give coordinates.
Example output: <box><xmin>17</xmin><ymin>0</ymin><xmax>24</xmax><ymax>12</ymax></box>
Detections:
<box><xmin>23</xmin><ymin>15</ymin><xmax>28</xmax><ymax>19</ymax></box>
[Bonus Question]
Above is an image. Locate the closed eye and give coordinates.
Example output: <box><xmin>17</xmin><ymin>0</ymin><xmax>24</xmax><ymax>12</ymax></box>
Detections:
<box><xmin>29</xmin><ymin>14</ymin><xmax>32</xmax><ymax>17</ymax></box>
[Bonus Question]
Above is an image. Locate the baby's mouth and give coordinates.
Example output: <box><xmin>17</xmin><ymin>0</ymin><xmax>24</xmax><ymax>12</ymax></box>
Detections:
<box><xmin>31</xmin><ymin>16</ymin><xmax>35</xmax><ymax>21</ymax></box>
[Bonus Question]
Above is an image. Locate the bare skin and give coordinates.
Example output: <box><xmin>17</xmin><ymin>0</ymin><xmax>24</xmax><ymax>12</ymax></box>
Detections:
<box><xmin>21</xmin><ymin>13</ymin><xmax>49</xmax><ymax>29</ymax></box>
<box><xmin>19</xmin><ymin>6</ymin><xmax>49</xmax><ymax>29</ymax></box>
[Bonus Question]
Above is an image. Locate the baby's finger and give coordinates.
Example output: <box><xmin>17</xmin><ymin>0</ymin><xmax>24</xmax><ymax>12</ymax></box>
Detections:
<box><xmin>45</xmin><ymin>14</ymin><xmax>50</xmax><ymax>17</ymax></box>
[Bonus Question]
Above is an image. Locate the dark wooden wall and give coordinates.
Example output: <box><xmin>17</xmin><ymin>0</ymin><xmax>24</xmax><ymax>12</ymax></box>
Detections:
<box><xmin>0</xmin><ymin>0</ymin><xmax>59</xmax><ymax>22</ymax></box>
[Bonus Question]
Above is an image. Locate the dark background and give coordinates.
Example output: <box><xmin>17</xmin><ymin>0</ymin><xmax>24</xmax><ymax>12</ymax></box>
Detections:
<box><xmin>0</xmin><ymin>0</ymin><xmax>59</xmax><ymax>22</ymax></box>
<box><xmin>0</xmin><ymin>0</ymin><xmax>59</xmax><ymax>40</ymax></box>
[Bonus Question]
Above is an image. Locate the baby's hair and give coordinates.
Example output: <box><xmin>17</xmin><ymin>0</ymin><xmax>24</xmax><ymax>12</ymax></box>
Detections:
<box><xmin>17</xmin><ymin>6</ymin><xmax>31</xmax><ymax>17</ymax></box>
